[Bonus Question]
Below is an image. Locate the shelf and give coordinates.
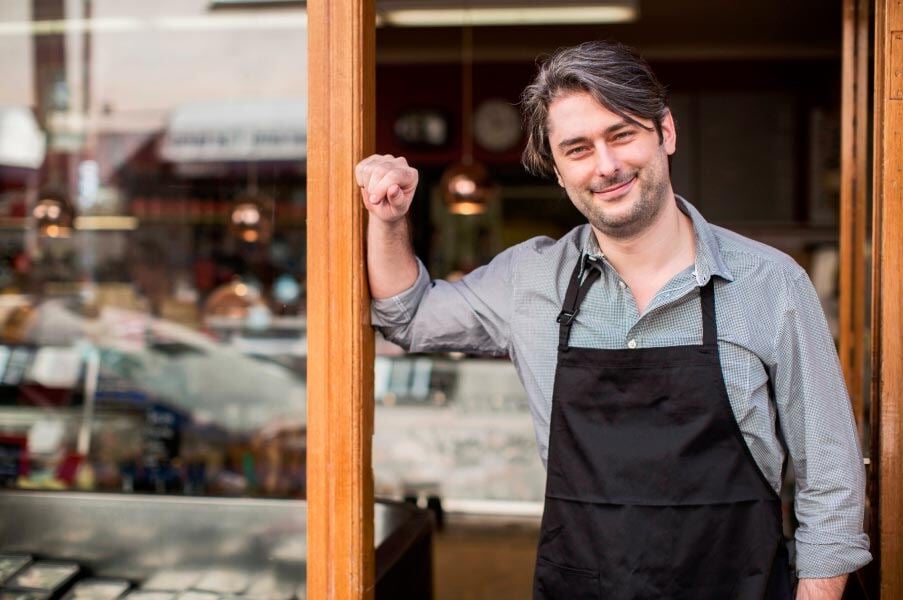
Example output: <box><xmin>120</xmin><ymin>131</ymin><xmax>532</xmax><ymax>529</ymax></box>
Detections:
<box><xmin>0</xmin><ymin>215</ymin><xmax>308</xmax><ymax>231</ymax></box>
<box><xmin>0</xmin><ymin>216</ymin><xmax>138</xmax><ymax>232</ymax></box>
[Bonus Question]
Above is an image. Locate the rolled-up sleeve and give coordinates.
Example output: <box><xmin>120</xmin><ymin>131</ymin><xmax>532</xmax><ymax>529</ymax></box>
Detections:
<box><xmin>772</xmin><ymin>270</ymin><xmax>872</xmax><ymax>578</ymax></box>
<box><xmin>371</xmin><ymin>247</ymin><xmax>518</xmax><ymax>356</ymax></box>
<box><xmin>371</xmin><ymin>257</ymin><xmax>433</xmax><ymax>329</ymax></box>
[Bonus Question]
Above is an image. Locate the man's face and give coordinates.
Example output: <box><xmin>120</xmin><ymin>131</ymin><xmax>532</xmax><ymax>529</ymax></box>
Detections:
<box><xmin>547</xmin><ymin>91</ymin><xmax>676</xmax><ymax>239</ymax></box>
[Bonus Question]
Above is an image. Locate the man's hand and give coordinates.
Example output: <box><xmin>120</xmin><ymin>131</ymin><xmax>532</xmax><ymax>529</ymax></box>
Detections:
<box><xmin>355</xmin><ymin>154</ymin><xmax>418</xmax><ymax>224</ymax></box>
<box><xmin>356</xmin><ymin>154</ymin><xmax>420</xmax><ymax>299</ymax></box>
<box><xmin>796</xmin><ymin>574</ymin><xmax>847</xmax><ymax>600</ymax></box>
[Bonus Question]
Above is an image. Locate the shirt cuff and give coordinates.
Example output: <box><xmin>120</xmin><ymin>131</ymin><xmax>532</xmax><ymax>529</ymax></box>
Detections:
<box><xmin>370</xmin><ymin>258</ymin><xmax>430</xmax><ymax>327</ymax></box>
<box><xmin>795</xmin><ymin>536</ymin><xmax>872</xmax><ymax>579</ymax></box>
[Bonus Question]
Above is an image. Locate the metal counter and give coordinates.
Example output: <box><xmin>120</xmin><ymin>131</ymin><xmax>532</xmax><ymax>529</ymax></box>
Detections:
<box><xmin>0</xmin><ymin>492</ymin><xmax>432</xmax><ymax>599</ymax></box>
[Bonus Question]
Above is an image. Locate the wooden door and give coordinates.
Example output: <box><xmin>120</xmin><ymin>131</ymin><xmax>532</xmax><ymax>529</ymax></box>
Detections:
<box><xmin>873</xmin><ymin>0</ymin><xmax>903</xmax><ymax>596</ymax></box>
<box><xmin>302</xmin><ymin>0</ymin><xmax>903</xmax><ymax>596</ymax></box>
<box><xmin>306</xmin><ymin>1</ymin><xmax>376</xmax><ymax>598</ymax></box>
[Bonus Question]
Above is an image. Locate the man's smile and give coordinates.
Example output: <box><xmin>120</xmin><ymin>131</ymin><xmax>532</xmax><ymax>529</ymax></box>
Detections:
<box><xmin>590</xmin><ymin>175</ymin><xmax>637</xmax><ymax>201</ymax></box>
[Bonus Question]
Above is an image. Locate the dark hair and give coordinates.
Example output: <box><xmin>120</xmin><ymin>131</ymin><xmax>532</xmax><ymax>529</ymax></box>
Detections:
<box><xmin>520</xmin><ymin>41</ymin><xmax>668</xmax><ymax>178</ymax></box>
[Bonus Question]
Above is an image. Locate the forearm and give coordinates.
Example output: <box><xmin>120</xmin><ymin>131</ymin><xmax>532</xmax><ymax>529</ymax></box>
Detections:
<box><xmin>372</xmin><ymin>243</ymin><xmax>518</xmax><ymax>355</ymax></box>
<box><xmin>367</xmin><ymin>216</ymin><xmax>419</xmax><ymax>299</ymax></box>
<box><xmin>775</xmin><ymin>271</ymin><xmax>872</xmax><ymax>578</ymax></box>
<box><xmin>796</xmin><ymin>574</ymin><xmax>847</xmax><ymax>600</ymax></box>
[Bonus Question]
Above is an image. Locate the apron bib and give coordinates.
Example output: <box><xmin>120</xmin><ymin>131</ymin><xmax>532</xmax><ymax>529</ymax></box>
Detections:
<box><xmin>533</xmin><ymin>257</ymin><xmax>793</xmax><ymax>600</ymax></box>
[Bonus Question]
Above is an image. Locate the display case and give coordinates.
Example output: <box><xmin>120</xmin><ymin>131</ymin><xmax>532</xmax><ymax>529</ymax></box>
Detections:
<box><xmin>0</xmin><ymin>302</ymin><xmax>431</xmax><ymax>600</ymax></box>
<box><xmin>373</xmin><ymin>348</ymin><xmax>545</xmax><ymax>515</ymax></box>
<box><xmin>0</xmin><ymin>492</ymin><xmax>431</xmax><ymax>600</ymax></box>
<box><xmin>0</xmin><ymin>2</ymin><xmax>443</xmax><ymax>596</ymax></box>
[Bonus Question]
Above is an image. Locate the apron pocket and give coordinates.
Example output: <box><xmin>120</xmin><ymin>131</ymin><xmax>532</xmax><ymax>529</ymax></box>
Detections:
<box><xmin>534</xmin><ymin>557</ymin><xmax>600</xmax><ymax>600</ymax></box>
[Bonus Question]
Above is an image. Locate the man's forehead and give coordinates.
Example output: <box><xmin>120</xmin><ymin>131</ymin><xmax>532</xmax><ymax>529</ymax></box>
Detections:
<box><xmin>547</xmin><ymin>93</ymin><xmax>626</xmax><ymax>137</ymax></box>
<box><xmin>546</xmin><ymin>91</ymin><xmax>658</xmax><ymax>141</ymax></box>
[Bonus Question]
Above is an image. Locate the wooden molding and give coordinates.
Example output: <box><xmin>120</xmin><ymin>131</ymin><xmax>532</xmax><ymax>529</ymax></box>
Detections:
<box><xmin>306</xmin><ymin>1</ymin><xmax>376</xmax><ymax>598</ymax></box>
<box><xmin>839</xmin><ymin>0</ymin><xmax>870</xmax><ymax>437</ymax></box>
<box><xmin>873</xmin><ymin>1</ymin><xmax>903</xmax><ymax>596</ymax></box>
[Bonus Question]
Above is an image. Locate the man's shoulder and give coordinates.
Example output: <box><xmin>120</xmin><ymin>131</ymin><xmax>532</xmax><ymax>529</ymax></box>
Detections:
<box><xmin>508</xmin><ymin>224</ymin><xmax>587</xmax><ymax>260</ymax></box>
<box><xmin>710</xmin><ymin>224</ymin><xmax>808</xmax><ymax>285</ymax></box>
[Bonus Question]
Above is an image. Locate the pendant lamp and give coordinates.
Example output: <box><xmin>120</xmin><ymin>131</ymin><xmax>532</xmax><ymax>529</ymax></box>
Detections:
<box><xmin>229</xmin><ymin>163</ymin><xmax>273</xmax><ymax>244</ymax></box>
<box><xmin>440</xmin><ymin>25</ymin><xmax>495</xmax><ymax>215</ymax></box>
<box><xmin>33</xmin><ymin>187</ymin><xmax>75</xmax><ymax>238</ymax></box>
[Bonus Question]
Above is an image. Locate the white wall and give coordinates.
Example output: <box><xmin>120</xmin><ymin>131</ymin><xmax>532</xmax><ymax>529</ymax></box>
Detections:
<box><xmin>0</xmin><ymin>2</ymin><xmax>36</xmax><ymax>108</ymax></box>
<box><xmin>1</xmin><ymin>1</ymin><xmax>308</xmax><ymax>132</ymax></box>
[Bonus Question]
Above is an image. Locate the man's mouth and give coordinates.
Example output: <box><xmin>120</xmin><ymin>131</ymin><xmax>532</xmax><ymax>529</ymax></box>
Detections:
<box><xmin>591</xmin><ymin>175</ymin><xmax>637</xmax><ymax>200</ymax></box>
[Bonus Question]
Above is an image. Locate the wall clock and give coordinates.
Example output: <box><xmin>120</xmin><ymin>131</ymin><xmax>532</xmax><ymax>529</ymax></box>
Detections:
<box><xmin>473</xmin><ymin>99</ymin><xmax>521</xmax><ymax>152</ymax></box>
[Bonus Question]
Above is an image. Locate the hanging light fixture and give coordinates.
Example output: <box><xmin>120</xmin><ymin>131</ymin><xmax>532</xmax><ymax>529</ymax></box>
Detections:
<box><xmin>229</xmin><ymin>193</ymin><xmax>273</xmax><ymax>244</ymax></box>
<box><xmin>440</xmin><ymin>162</ymin><xmax>494</xmax><ymax>215</ymax></box>
<box><xmin>32</xmin><ymin>187</ymin><xmax>75</xmax><ymax>238</ymax></box>
<box><xmin>377</xmin><ymin>0</ymin><xmax>638</xmax><ymax>27</ymax></box>
<box><xmin>441</xmin><ymin>24</ymin><xmax>495</xmax><ymax>216</ymax></box>
<box><xmin>229</xmin><ymin>163</ymin><xmax>273</xmax><ymax>244</ymax></box>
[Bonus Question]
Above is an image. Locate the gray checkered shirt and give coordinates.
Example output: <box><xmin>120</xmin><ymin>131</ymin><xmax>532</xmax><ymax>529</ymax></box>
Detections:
<box><xmin>371</xmin><ymin>197</ymin><xmax>871</xmax><ymax>579</ymax></box>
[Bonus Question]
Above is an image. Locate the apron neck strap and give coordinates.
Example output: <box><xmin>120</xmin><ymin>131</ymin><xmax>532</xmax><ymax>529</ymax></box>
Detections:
<box><xmin>557</xmin><ymin>256</ymin><xmax>720</xmax><ymax>352</ymax></box>
<box><xmin>558</xmin><ymin>255</ymin><xmax>601</xmax><ymax>352</ymax></box>
<box><xmin>700</xmin><ymin>278</ymin><xmax>717</xmax><ymax>346</ymax></box>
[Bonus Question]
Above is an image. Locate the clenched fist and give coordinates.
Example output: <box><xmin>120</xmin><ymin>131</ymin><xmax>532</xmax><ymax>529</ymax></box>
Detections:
<box><xmin>355</xmin><ymin>154</ymin><xmax>419</xmax><ymax>224</ymax></box>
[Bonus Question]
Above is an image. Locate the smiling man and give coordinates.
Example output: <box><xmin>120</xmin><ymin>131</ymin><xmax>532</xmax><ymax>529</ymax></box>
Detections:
<box><xmin>356</xmin><ymin>41</ymin><xmax>870</xmax><ymax>599</ymax></box>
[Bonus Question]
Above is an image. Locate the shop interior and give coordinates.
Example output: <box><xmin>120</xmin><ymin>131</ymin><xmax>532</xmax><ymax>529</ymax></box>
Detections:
<box><xmin>0</xmin><ymin>0</ymin><xmax>874</xmax><ymax>598</ymax></box>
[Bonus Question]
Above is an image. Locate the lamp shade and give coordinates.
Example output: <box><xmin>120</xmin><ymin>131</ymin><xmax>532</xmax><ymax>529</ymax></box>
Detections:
<box><xmin>440</xmin><ymin>162</ymin><xmax>495</xmax><ymax>215</ymax></box>
<box><xmin>229</xmin><ymin>193</ymin><xmax>273</xmax><ymax>244</ymax></box>
<box><xmin>33</xmin><ymin>188</ymin><xmax>75</xmax><ymax>238</ymax></box>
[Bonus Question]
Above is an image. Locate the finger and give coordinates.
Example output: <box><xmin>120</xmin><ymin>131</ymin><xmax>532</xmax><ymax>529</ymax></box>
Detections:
<box><xmin>365</xmin><ymin>166</ymin><xmax>389</xmax><ymax>197</ymax></box>
<box><xmin>355</xmin><ymin>154</ymin><xmax>384</xmax><ymax>187</ymax></box>
<box><xmin>371</xmin><ymin>171</ymin><xmax>408</xmax><ymax>207</ymax></box>
<box><xmin>379</xmin><ymin>165</ymin><xmax>416</xmax><ymax>197</ymax></box>
<box><xmin>354</xmin><ymin>156</ymin><xmax>375</xmax><ymax>187</ymax></box>
<box><xmin>360</xmin><ymin>186</ymin><xmax>380</xmax><ymax>206</ymax></box>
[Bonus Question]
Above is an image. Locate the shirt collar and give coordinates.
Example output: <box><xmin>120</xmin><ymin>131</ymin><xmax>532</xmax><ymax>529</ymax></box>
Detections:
<box><xmin>579</xmin><ymin>195</ymin><xmax>735</xmax><ymax>286</ymax></box>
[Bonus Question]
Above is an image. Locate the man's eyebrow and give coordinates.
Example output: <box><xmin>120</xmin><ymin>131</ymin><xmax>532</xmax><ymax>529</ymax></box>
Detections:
<box><xmin>557</xmin><ymin>135</ymin><xmax>591</xmax><ymax>149</ymax></box>
<box><xmin>604</xmin><ymin>120</ymin><xmax>633</xmax><ymax>135</ymax></box>
<box><xmin>556</xmin><ymin>120</ymin><xmax>634</xmax><ymax>149</ymax></box>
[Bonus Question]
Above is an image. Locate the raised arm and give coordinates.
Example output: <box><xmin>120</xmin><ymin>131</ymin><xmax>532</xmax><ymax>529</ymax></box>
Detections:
<box><xmin>357</xmin><ymin>154</ymin><xmax>515</xmax><ymax>356</ymax></box>
<box><xmin>355</xmin><ymin>154</ymin><xmax>420</xmax><ymax>299</ymax></box>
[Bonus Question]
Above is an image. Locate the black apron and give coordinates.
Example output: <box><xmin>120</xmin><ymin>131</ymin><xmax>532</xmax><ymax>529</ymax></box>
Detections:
<box><xmin>533</xmin><ymin>256</ymin><xmax>793</xmax><ymax>600</ymax></box>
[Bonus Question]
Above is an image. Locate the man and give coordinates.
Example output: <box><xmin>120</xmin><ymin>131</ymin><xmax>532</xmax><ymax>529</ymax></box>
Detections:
<box><xmin>356</xmin><ymin>41</ymin><xmax>870</xmax><ymax>599</ymax></box>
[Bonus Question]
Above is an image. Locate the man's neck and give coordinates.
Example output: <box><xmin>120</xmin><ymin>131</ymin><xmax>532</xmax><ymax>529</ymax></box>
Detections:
<box><xmin>591</xmin><ymin>194</ymin><xmax>696</xmax><ymax>285</ymax></box>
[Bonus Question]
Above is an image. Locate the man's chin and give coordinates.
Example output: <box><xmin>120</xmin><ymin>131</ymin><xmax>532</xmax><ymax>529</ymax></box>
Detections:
<box><xmin>589</xmin><ymin>206</ymin><xmax>660</xmax><ymax>239</ymax></box>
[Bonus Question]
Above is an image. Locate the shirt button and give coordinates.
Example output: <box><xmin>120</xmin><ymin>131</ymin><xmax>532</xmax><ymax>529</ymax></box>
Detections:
<box><xmin>627</xmin><ymin>339</ymin><xmax>637</xmax><ymax>349</ymax></box>
<box><xmin>618</xmin><ymin>280</ymin><xmax>626</xmax><ymax>289</ymax></box>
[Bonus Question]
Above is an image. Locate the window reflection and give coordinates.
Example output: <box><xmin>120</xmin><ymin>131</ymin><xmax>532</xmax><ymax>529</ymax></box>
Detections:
<box><xmin>0</xmin><ymin>1</ymin><xmax>308</xmax><ymax>500</ymax></box>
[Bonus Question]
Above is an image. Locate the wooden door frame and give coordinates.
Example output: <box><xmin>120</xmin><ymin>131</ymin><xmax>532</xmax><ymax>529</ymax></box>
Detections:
<box><xmin>306</xmin><ymin>0</ymin><xmax>376</xmax><ymax>598</ymax></box>
<box><xmin>873</xmin><ymin>1</ymin><xmax>903</xmax><ymax>596</ymax></box>
<box><xmin>840</xmin><ymin>0</ymin><xmax>870</xmax><ymax>438</ymax></box>
<box><xmin>302</xmin><ymin>0</ymin><xmax>903</xmax><ymax>595</ymax></box>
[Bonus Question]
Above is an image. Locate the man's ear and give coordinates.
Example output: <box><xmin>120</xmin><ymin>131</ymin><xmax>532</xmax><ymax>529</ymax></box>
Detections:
<box><xmin>661</xmin><ymin>109</ymin><xmax>677</xmax><ymax>156</ymax></box>
<box><xmin>553</xmin><ymin>165</ymin><xmax>564</xmax><ymax>188</ymax></box>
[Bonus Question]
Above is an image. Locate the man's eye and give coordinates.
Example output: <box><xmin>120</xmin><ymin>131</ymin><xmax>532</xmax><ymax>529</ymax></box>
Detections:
<box><xmin>567</xmin><ymin>146</ymin><xmax>589</xmax><ymax>156</ymax></box>
<box><xmin>613</xmin><ymin>131</ymin><xmax>635</xmax><ymax>141</ymax></box>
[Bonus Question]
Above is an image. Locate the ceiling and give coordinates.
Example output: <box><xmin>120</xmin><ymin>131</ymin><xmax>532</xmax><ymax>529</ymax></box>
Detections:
<box><xmin>376</xmin><ymin>0</ymin><xmax>843</xmax><ymax>63</ymax></box>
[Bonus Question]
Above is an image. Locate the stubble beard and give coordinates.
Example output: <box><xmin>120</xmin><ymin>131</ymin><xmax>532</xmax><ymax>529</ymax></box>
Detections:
<box><xmin>574</xmin><ymin>161</ymin><xmax>672</xmax><ymax>240</ymax></box>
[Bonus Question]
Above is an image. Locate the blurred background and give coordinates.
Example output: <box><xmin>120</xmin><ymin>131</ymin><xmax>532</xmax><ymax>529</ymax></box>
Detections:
<box><xmin>0</xmin><ymin>1</ymin><xmax>856</xmax><ymax>598</ymax></box>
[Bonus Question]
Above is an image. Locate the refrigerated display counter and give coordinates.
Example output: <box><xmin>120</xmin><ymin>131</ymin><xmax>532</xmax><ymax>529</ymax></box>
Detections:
<box><xmin>0</xmin><ymin>298</ymin><xmax>432</xmax><ymax>600</ymax></box>
<box><xmin>0</xmin><ymin>492</ymin><xmax>432</xmax><ymax>600</ymax></box>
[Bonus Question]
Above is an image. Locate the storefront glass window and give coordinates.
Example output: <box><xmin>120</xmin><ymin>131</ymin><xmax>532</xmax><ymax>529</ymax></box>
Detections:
<box><xmin>0</xmin><ymin>1</ymin><xmax>308</xmax><ymax>500</ymax></box>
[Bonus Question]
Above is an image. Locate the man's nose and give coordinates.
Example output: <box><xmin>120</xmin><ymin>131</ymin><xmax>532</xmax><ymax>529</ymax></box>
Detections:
<box><xmin>593</xmin><ymin>145</ymin><xmax>619</xmax><ymax>178</ymax></box>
